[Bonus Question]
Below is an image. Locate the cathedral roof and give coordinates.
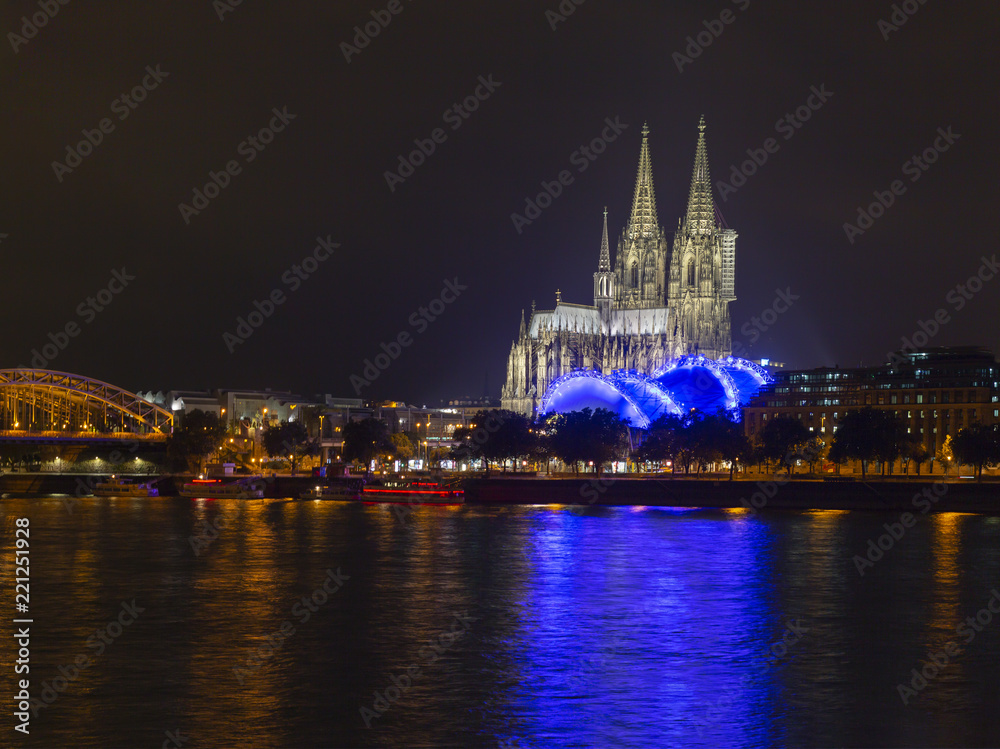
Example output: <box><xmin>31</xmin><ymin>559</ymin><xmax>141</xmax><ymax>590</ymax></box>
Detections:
<box><xmin>598</xmin><ymin>207</ymin><xmax>611</xmax><ymax>272</ymax></box>
<box><xmin>529</xmin><ymin>302</ymin><xmax>670</xmax><ymax>338</ymax></box>
<box><xmin>684</xmin><ymin>116</ymin><xmax>716</xmax><ymax>235</ymax></box>
<box><xmin>626</xmin><ymin>123</ymin><xmax>659</xmax><ymax>240</ymax></box>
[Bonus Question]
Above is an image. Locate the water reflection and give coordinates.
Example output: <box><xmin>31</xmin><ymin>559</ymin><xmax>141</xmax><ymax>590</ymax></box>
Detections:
<box><xmin>1</xmin><ymin>498</ymin><xmax>999</xmax><ymax>748</ymax></box>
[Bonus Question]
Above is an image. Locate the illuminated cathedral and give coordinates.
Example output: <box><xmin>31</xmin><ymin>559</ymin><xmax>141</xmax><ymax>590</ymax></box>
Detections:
<box><xmin>502</xmin><ymin>118</ymin><xmax>769</xmax><ymax>423</ymax></box>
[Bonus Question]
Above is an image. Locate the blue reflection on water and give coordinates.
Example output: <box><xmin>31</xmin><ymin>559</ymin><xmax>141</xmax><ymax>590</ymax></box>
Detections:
<box><xmin>502</xmin><ymin>508</ymin><xmax>782</xmax><ymax>747</ymax></box>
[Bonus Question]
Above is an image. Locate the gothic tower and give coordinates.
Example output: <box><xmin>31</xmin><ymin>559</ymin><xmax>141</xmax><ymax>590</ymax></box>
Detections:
<box><xmin>668</xmin><ymin>116</ymin><xmax>735</xmax><ymax>359</ymax></box>
<box><xmin>593</xmin><ymin>207</ymin><xmax>615</xmax><ymax>325</ymax></box>
<box><xmin>614</xmin><ymin>124</ymin><xmax>669</xmax><ymax>309</ymax></box>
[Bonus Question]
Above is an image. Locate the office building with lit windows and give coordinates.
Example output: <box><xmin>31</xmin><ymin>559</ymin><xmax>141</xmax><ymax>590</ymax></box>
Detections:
<box><xmin>743</xmin><ymin>347</ymin><xmax>1000</xmax><ymax>458</ymax></box>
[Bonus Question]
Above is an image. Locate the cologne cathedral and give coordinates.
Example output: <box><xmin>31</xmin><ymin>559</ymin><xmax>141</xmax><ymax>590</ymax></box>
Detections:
<box><xmin>502</xmin><ymin>118</ymin><xmax>740</xmax><ymax>418</ymax></box>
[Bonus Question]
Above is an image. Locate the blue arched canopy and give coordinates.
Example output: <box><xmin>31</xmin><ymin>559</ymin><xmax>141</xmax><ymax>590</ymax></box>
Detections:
<box><xmin>540</xmin><ymin>356</ymin><xmax>772</xmax><ymax>426</ymax></box>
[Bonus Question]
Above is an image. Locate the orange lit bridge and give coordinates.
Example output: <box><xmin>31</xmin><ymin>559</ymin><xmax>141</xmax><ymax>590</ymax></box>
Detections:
<box><xmin>0</xmin><ymin>369</ymin><xmax>172</xmax><ymax>444</ymax></box>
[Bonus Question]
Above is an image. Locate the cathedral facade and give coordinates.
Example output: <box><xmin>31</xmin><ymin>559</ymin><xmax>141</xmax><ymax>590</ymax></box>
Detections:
<box><xmin>502</xmin><ymin>118</ymin><xmax>737</xmax><ymax>417</ymax></box>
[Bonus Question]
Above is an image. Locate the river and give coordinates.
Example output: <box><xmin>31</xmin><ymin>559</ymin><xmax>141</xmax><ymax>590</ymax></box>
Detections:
<box><xmin>1</xmin><ymin>496</ymin><xmax>999</xmax><ymax>747</ymax></box>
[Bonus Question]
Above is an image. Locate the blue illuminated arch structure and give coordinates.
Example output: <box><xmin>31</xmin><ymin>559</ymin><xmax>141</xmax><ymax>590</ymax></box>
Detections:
<box><xmin>607</xmin><ymin>370</ymin><xmax>683</xmax><ymax>422</ymax></box>
<box><xmin>539</xmin><ymin>356</ymin><xmax>772</xmax><ymax>427</ymax></box>
<box><xmin>539</xmin><ymin>369</ymin><xmax>650</xmax><ymax>428</ymax></box>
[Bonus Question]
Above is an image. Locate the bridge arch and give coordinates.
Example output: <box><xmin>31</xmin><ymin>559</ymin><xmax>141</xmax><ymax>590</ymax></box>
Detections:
<box><xmin>0</xmin><ymin>369</ymin><xmax>173</xmax><ymax>437</ymax></box>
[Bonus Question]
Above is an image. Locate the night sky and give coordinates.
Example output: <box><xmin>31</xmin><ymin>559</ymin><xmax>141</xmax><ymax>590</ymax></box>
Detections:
<box><xmin>3</xmin><ymin>1</ymin><xmax>998</xmax><ymax>405</ymax></box>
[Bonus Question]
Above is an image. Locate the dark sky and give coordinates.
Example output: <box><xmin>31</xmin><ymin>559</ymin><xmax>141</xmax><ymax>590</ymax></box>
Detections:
<box><xmin>2</xmin><ymin>1</ymin><xmax>998</xmax><ymax>404</ymax></box>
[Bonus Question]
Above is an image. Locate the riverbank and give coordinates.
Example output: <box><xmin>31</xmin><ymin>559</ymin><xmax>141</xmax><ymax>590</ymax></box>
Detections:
<box><xmin>0</xmin><ymin>473</ymin><xmax>319</xmax><ymax>498</ymax></box>
<box><xmin>4</xmin><ymin>472</ymin><xmax>999</xmax><ymax>513</ymax></box>
<box><xmin>462</xmin><ymin>476</ymin><xmax>1000</xmax><ymax>514</ymax></box>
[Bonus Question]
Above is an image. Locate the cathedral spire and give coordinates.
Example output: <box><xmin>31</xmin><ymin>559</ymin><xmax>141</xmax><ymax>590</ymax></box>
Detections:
<box><xmin>598</xmin><ymin>207</ymin><xmax>611</xmax><ymax>271</ymax></box>
<box><xmin>627</xmin><ymin>123</ymin><xmax>659</xmax><ymax>239</ymax></box>
<box><xmin>684</xmin><ymin>115</ymin><xmax>716</xmax><ymax>235</ymax></box>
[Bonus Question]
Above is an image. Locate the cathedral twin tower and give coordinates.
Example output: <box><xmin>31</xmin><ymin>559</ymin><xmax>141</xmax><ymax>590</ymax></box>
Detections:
<box><xmin>502</xmin><ymin>118</ymin><xmax>737</xmax><ymax>416</ymax></box>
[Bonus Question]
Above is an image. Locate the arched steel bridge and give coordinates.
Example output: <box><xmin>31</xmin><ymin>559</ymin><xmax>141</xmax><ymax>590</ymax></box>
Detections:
<box><xmin>0</xmin><ymin>369</ymin><xmax>172</xmax><ymax>442</ymax></box>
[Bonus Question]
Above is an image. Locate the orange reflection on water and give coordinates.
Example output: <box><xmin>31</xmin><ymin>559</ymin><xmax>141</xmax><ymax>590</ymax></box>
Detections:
<box><xmin>928</xmin><ymin>513</ymin><xmax>965</xmax><ymax>637</ymax></box>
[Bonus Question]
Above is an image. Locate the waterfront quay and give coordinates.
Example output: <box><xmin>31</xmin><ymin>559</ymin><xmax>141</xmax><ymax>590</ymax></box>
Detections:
<box><xmin>4</xmin><ymin>471</ymin><xmax>1000</xmax><ymax>515</ymax></box>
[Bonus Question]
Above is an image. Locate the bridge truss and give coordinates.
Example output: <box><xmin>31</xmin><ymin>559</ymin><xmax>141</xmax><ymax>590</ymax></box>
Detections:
<box><xmin>0</xmin><ymin>369</ymin><xmax>173</xmax><ymax>440</ymax></box>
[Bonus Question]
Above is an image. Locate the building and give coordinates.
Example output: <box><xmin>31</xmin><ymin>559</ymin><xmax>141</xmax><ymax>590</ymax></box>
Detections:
<box><xmin>502</xmin><ymin>118</ymin><xmax>737</xmax><ymax>416</ymax></box>
<box><xmin>743</xmin><ymin>347</ymin><xmax>1000</xmax><ymax>465</ymax></box>
<box><xmin>137</xmin><ymin>387</ymin><xmax>474</xmax><ymax>465</ymax></box>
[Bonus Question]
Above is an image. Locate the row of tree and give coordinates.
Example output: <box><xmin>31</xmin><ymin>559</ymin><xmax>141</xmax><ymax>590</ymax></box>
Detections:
<box><xmin>166</xmin><ymin>410</ymin><xmax>320</xmax><ymax>473</ymax></box>
<box><xmin>444</xmin><ymin>407</ymin><xmax>1000</xmax><ymax>480</ymax></box>
<box><xmin>168</xmin><ymin>406</ymin><xmax>1000</xmax><ymax>480</ymax></box>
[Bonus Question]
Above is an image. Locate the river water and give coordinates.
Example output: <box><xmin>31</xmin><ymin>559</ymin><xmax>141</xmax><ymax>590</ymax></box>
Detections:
<box><xmin>1</xmin><ymin>496</ymin><xmax>999</xmax><ymax>748</ymax></box>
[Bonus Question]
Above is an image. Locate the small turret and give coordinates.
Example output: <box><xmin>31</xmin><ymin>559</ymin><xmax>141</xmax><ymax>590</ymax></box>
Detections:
<box><xmin>593</xmin><ymin>207</ymin><xmax>615</xmax><ymax>325</ymax></box>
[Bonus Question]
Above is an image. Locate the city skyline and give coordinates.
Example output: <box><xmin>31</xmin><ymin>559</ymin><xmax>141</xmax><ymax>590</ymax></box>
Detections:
<box><xmin>2</xmin><ymin>1</ymin><xmax>997</xmax><ymax>404</ymax></box>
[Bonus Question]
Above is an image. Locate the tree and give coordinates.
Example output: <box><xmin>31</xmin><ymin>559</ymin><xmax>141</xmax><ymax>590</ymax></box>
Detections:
<box><xmin>700</xmin><ymin>410</ymin><xmax>749</xmax><ymax>480</ymax></box>
<box><xmin>900</xmin><ymin>438</ymin><xmax>930</xmax><ymax>476</ymax></box>
<box><xmin>263</xmin><ymin>420</ymin><xmax>318</xmax><ymax>474</ymax></box>
<box><xmin>490</xmin><ymin>410</ymin><xmax>536</xmax><ymax>472</ymax></box>
<box><xmin>741</xmin><ymin>438</ymin><xmax>766</xmax><ymax>474</ymax></box>
<box><xmin>829</xmin><ymin>408</ymin><xmax>905</xmax><ymax>478</ymax></box>
<box><xmin>166</xmin><ymin>410</ymin><xmax>226</xmax><ymax>473</ymax></box>
<box><xmin>801</xmin><ymin>437</ymin><xmax>828</xmax><ymax>474</ymax></box>
<box><xmin>758</xmin><ymin>416</ymin><xmax>810</xmax><ymax>475</ymax></box>
<box><xmin>342</xmin><ymin>418</ymin><xmax>393</xmax><ymax>468</ymax></box>
<box><xmin>545</xmin><ymin>408</ymin><xmax>630</xmax><ymax>475</ymax></box>
<box><xmin>452</xmin><ymin>410</ymin><xmax>536</xmax><ymax>473</ymax></box>
<box><xmin>635</xmin><ymin>413</ymin><xmax>688</xmax><ymax>471</ymax></box>
<box><xmin>952</xmin><ymin>424</ymin><xmax>1000</xmax><ymax>481</ymax></box>
<box><xmin>936</xmin><ymin>435</ymin><xmax>955</xmax><ymax>475</ymax></box>
<box><xmin>390</xmin><ymin>432</ymin><xmax>415</xmax><ymax>461</ymax></box>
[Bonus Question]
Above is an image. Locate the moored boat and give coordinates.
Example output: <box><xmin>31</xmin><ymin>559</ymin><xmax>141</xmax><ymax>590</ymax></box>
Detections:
<box><xmin>180</xmin><ymin>478</ymin><xmax>264</xmax><ymax>499</ymax></box>
<box><xmin>299</xmin><ymin>478</ymin><xmax>365</xmax><ymax>500</ymax></box>
<box><xmin>362</xmin><ymin>474</ymin><xmax>464</xmax><ymax>504</ymax></box>
<box><xmin>94</xmin><ymin>476</ymin><xmax>159</xmax><ymax>497</ymax></box>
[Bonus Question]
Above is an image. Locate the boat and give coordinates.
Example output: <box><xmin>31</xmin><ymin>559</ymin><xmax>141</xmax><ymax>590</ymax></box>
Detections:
<box><xmin>94</xmin><ymin>475</ymin><xmax>160</xmax><ymax>497</ymax></box>
<box><xmin>299</xmin><ymin>478</ymin><xmax>365</xmax><ymax>500</ymax></box>
<box><xmin>362</xmin><ymin>474</ymin><xmax>464</xmax><ymax>504</ymax></box>
<box><xmin>180</xmin><ymin>478</ymin><xmax>264</xmax><ymax>499</ymax></box>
